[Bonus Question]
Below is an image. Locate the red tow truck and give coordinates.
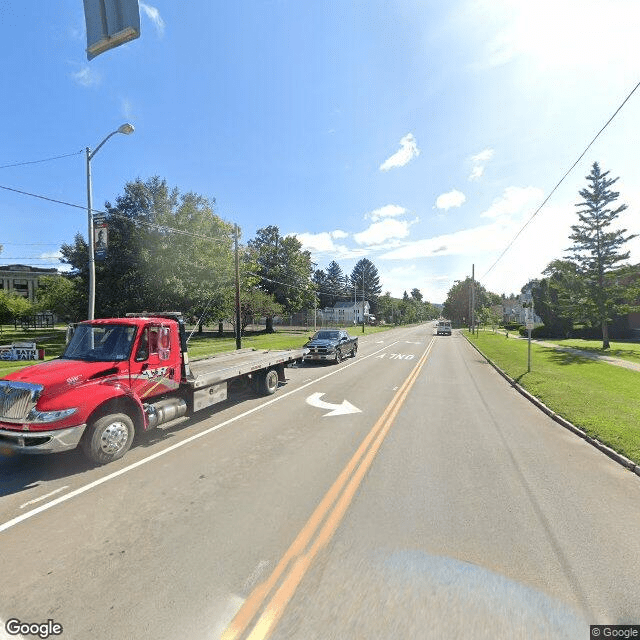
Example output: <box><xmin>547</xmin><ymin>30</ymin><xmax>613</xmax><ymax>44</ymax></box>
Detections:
<box><xmin>0</xmin><ymin>313</ymin><xmax>305</xmax><ymax>464</ymax></box>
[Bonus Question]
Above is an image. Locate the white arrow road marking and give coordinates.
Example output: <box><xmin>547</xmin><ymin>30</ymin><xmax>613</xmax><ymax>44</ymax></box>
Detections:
<box><xmin>306</xmin><ymin>392</ymin><xmax>362</xmax><ymax>417</ymax></box>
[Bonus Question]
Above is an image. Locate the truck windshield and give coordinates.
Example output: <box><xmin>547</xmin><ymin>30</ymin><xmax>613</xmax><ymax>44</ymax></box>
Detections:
<box><xmin>62</xmin><ymin>324</ymin><xmax>137</xmax><ymax>362</ymax></box>
<box><xmin>315</xmin><ymin>331</ymin><xmax>340</xmax><ymax>340</ymax></box>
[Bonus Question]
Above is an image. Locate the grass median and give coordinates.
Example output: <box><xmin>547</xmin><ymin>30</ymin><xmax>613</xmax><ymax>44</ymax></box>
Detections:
<box><xmin>466</xmin><ymin>330</ymin><xmax>640</xmax><ymax>465</ymax></box>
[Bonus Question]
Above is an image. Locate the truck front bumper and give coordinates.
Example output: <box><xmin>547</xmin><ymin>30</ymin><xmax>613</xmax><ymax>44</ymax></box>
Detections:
<box><xmin>0</xmin><ymin>424</ymin><xmax>87</xmax><ymax>455</ymax></box>
<box><xmin>304</xmin><ymin>353</ymin><xmax>336</xmax><ymax>361</ymax></box>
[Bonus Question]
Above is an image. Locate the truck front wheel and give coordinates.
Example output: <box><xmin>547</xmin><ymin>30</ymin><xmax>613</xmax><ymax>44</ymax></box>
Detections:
<box><xmin>81</xmin><ymin>413</ymin><xmax>135</xmax><ymax>465</ymax></box>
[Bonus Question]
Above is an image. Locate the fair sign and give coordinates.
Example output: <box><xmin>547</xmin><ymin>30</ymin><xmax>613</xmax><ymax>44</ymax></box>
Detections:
<box><xmin>0</xmin><ymin>342</ymin><xmax>41</xmax><ymax>361</ymax></box>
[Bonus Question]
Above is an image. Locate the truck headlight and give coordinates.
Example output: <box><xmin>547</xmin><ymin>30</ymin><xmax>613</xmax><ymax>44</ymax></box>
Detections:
<box><xmin>27</xmin><ymin>408</ymin><xmax>78</xmax><ymax>423</ymax></box>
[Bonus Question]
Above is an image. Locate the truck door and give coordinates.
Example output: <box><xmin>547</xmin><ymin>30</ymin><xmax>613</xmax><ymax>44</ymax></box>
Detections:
<box><xmin>130</xmin><ymin>324</ymin><xmax>180</xmax><ymax>400</ymax></box>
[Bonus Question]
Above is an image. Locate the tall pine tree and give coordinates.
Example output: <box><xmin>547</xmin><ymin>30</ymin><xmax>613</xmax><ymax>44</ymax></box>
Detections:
<box><xmin>567</xmin><ymin>162</ymin><xmax>636</xmax><ymax>348</ymax></box>
<box><xmin>350</xmin><ymin>258</ymin><xmax>382</xmax><ymax>313</ymax></box>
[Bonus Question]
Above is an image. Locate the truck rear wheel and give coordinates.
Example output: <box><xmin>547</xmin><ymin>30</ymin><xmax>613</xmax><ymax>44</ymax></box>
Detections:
<box><xmin>255</xmin><ymin>368</ymin><xmax>279</xmax><ymax>396</ymax></box>
<box><xmin>81</xmin><ymin>413</ymin><xmax>135</xmax><ymax>465</ymax></box>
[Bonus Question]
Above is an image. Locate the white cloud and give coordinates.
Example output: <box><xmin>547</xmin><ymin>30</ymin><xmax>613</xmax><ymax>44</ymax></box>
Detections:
<box><xmin>435</xmin><ymin>190</ymin><xmax>466</xmax><ymax>211</ymax></box>
<box><xmin>294</xmin><ymin>232</ymin><xmax>339</xmax><ymax>253</ymax></box>
<box><xmin>379</xmin><ymin>133</ymin><xmax>420</xmax><ymax>172</ymax></box>
<box><xmin>39</xmin><ymin>251</ymin><xmax>62</xmax><ymax>261</ymax></box>
<box><xmin>365</xmin><ymin>204</ymin><xmax>407</xmax><ymax>221</ymax></box>
<box><xmin>469</xmin><ymin>148</ymin><xmax>494</xmax><ymax>180</ymax></box>
<box><xmin>293</xmin><ymin>230</ymin><xmax>357</xmax><ymax>257</ymax></box>
<box><xmin>70</xmin><ymin>65</ymin><xmax>100</xmax><ymax>87</ymax></box>
<box><xmin>354</xmin><ymin>218</ymin><xmax>414</xmax><ymax>246</ymax></box>
<box><xmin>480</xmin><ymin>186</ymin><xmax>542</xmax><ymax>220</ymax></box>
<box><xmin>140</xmin><ymin>2</ymin><xmax>166</xmax><ymax>37</ymax></box>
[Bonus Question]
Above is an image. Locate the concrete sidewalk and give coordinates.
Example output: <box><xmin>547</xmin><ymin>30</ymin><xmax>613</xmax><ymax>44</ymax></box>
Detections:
<box><xmin>532</xmin><ymin>339</ymin><xmax>640</xmax><ymax>372</ymax></box>
<box><xmin>495</xmin><ymin>329</ymin><xmax>640</xmax><ymax>373</ymax></box>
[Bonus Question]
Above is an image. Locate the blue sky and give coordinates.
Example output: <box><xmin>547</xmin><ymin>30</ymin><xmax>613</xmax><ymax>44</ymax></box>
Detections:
<box><xmin>2</xmin><ymin>0</ymin><xmax>640</xmax><ymax>304</ymax></box>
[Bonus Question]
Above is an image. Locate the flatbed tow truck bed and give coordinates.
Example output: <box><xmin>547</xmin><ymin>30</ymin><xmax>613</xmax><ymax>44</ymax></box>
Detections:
<box><xmin>188</xmin><ymin>347</ymin><xmax>306</xmax><ymax>388</ymax></box>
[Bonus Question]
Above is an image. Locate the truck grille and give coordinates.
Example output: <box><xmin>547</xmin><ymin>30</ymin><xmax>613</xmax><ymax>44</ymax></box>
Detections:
<box><xmin>0</xmin><ymin>381</ymin><xmax>44</xmax><ymax>422</ymax></box>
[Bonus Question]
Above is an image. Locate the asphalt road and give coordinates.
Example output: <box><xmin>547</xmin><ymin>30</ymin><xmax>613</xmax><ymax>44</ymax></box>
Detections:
<box><xmin>1</xmin><ymin>324</ymin><xmax>639</xmax><ymax>640</ymax></box>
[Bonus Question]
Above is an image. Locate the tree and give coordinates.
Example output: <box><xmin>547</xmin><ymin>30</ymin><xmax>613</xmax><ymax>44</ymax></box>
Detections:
<box><xmin>60</xmin><ymin>177</ymin><xmax>235</xmax><ymax>321</ymax></box>
<box><xmin>35</xmin><ymin>274</ymin><xmax>84</xmax><ymax>322</ymax></box>
<box><xmin>325</xmin><ymin>260</ymin><xmax>347</xmax><ymax>304</ymax></box>
<box><xmin>376</xmin><ymin>291</ymin><xmax>398</xmax><ymax>324</ymax></box>
<box><xmin>312</xmin><ymin>269</ymin><xmax>331</xmax><ymax>310</ymax></box>
<box><xmin>236</xmin><ymin>288</ymin><xmax>283</xmax><ymax>334</ymax></box>
<box><xmin>350</xmin><ymin>258</ymin><xmax>382</xmax><ymax>313</ymax></box>
<box><xmin>442</xmin><ymin>278</ymin><xmax>497</xmax><ymax>327</ymax></box>
<box><xmin>529</xmin><ymin>262</ymin><xmax>580</xmax><ymax>337</ymax></box>
<box><xmin>0</xmin><ymin>291</ymin><xmax>34</xmax><ymax>323</ymax></box>
<box><xmin>248</xmin><ymin>226</ymin><xmax>315</xmax><ymax>332</ymax></box>
<box><xmin>567</xmin><ymin>162</ymin><xmax>637</xmax><ymax>348</ymax></box>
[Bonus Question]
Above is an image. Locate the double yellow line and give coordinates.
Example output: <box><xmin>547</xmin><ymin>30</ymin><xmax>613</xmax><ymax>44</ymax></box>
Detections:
<box><xmin>222</xmin><ymin>337</ymin><xmax>436</xmax><ymax>640</ymax></box>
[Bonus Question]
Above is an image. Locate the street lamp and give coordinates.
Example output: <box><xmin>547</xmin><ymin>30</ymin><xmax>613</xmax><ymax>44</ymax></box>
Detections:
<box><xmin>86</xmin><ymin>123</ymin><xmax>134</xmax><ymax>320</ymax></box>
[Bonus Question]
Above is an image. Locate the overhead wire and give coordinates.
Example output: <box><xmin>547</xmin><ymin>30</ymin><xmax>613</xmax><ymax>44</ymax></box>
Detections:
<box><xmin>0</xmin><ymin>150</ymin><xmax>83</xmax><ymax>170</ymax></box>
<box><xmin>481</xmin><ymin>79</ymin><xmax>640</xmax><ymax>283</ymax></box>
<box><xmin>0</xmin><ymin>183</ymin><xmax>235</xmax><ymax>246</ymax></box>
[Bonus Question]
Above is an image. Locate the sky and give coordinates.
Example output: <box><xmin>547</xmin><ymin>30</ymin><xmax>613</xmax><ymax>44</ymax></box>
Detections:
<box><xmin>2</xmin><ymin>0</ymin><xmax>640</xmax><ymax>304</ymax></box>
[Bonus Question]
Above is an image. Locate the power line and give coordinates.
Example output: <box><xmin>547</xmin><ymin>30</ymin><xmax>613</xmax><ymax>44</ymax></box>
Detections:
<box><xmin>481</xmin><ymin>79</ymin><xmax>640</xmax><ymax>282</ymax></box>
<box><xmin>0</xmin><ymin>242</ymin><xmax>66</xmax><ymax>246</ymax></box>
<box><xmin>0</xmin><ymin>150</ymin><xmax>83</xmax><ymax>169</ymax></box>
<box><xmin>0</xmin><ymin>183</ymin><xmax>234</xmax><ymax>246</ymax></box>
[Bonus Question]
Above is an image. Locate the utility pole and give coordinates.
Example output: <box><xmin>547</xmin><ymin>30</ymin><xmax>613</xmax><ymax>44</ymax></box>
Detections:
<box><xmin>471</xmin><ymin>264</ymin><xmax>476</xmax><ymax>335</ymax></box>
<box><xmin>234</xmin><ymin>225</ymin><xmax>242</xmax><ymax>349</ymax></box>
<box><xmin>362</xmin><ymin>269</ymin><xmax>365</xmax><ymax>334</ymax></box>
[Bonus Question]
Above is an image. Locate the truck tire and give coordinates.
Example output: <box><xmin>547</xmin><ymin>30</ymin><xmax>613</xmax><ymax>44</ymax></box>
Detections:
<box><xmin>335</xmin><ymin>349</ymin><xmax>343</xmax><ymax>363</ymax></box>
<box><xmin>351</xmin><ymin>344</ymin><xmax>357</xmax><ymax>358</ymax></box>
<box><xmin>256</xmin><ymin>368</ymin><xmax>279</xmax><ymax>395</ymax></box>
<box><xmin>81</xmin><ymin>413</ymin><xmax>135</xmax><ymax>465</ymax></box>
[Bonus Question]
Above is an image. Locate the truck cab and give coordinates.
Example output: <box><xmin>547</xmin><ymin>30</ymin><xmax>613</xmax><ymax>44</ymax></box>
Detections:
<box><xmin>0</xmin><ymin>312</ymin><xmax>304</xmax><ymax>465</ymax></box>
<box><xmin>0</xmin><ymin>316</ymin><xmax>186</xmax><ymax>464</ymax></box>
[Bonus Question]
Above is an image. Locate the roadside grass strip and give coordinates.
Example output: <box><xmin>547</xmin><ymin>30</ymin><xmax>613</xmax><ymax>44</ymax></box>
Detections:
<box><xmin>467</xmin><ymin>332</ymin><xmax>640</xmax><ymax>466</ymax></box>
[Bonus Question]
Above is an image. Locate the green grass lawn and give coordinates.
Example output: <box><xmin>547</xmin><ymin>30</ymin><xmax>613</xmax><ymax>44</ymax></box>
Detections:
<box><xmin>540</xmin><ymin>338</ymin><xmax>640</xmax><ymax>365</ymax></box>
<box><xmin>0</xmin><ymin>323</ymin><xmax>390</xmax><ymax>375</ymax></box>
<box><xmin>185</xmin><ymin>325</ymin><xmax>389</xmax><ymax>359</ymax></box>
<box><xmin>467</xmin><ymin>330</ymin><xmax>640</xmax><ymax>465</ymax></box>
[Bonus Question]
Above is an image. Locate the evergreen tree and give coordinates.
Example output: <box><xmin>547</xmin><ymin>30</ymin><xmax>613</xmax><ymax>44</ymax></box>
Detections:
<box><xmin>312</xmin><ymin>269</ymin><xmax>333</xmax><ymax>310</ymax></box>
<box><xmin>350</xmin><ymin>258</ymin><xmax>382</xmax><ymax>313</ymax></box>
<box><xmin>567</xmin><ymin>162</ymin><xmax>636</xmax><ymax>348</ymax></box>
<box><xmin>325</xmin><ymin>260</ymin><xmax>347</xmax><ymax>304</ymax></box>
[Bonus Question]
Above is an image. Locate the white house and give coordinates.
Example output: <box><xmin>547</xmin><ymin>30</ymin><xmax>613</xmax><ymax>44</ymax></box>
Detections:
<box><xmin>319</xmin><ymin>300</ymin><xmax>371</xmax><ymax>325</ymax></box>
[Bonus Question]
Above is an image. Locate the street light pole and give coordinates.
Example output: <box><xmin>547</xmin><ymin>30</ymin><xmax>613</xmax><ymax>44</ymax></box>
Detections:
<box><xmin>86</xmin><ymin>123</ymin><xmax>134</xmax><ymax>320</ymax></box>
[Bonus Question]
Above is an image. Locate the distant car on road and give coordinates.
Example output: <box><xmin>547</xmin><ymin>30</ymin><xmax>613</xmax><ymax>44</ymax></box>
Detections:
<box><xmin>436</xmin><ymin>320</ymin><xmax>452</xmax><ymax>336</ymax></box>
<box><xmin>304</xmin><ymin>329</ymin><xmax>358</xmax><ymax>363</ymax></box>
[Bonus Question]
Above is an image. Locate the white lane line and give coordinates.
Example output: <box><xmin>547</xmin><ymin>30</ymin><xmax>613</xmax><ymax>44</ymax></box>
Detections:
<box><xmin>0</xmin><ymin>341</ymin><xmax>399</xmax><ymax>535</ymax></box>
<box><xmin>19</xmin><ymin>486</ymin><xmax>69</xmax><ymax>509</ymax></box>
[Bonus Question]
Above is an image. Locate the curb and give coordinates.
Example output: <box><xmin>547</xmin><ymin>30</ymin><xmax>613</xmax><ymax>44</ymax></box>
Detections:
<box><xmin>464</xmin><ymin>335</ymin><xmax>640</xmax><ymax>479</ymax></box>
